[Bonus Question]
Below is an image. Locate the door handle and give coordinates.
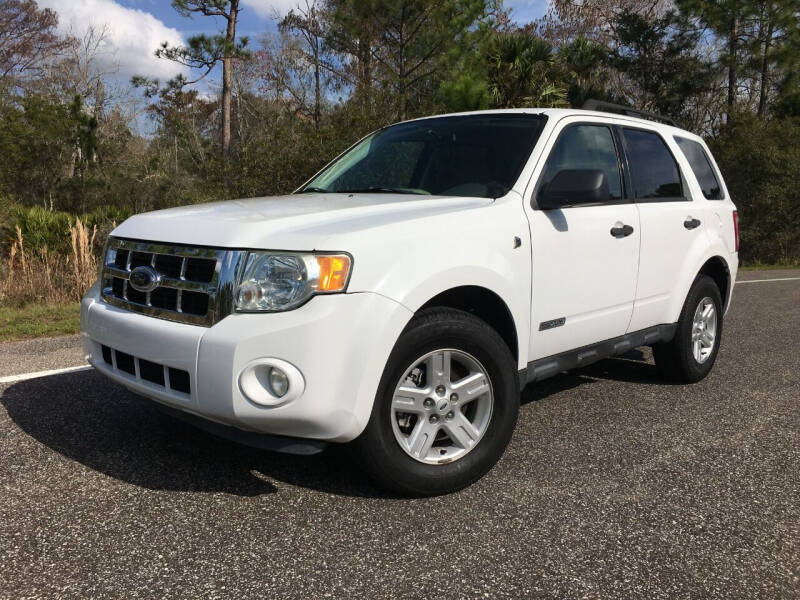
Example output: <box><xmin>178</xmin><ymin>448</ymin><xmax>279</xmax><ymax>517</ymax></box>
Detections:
<box><xmin>684</xmin><ymin>217</ymin><xmax>701</xmax><ymax>230</ymax></box>
<box><xmin>610</xmin><ymin>224</ymin><xmax>634</xmax><ymax>238</ymax></box>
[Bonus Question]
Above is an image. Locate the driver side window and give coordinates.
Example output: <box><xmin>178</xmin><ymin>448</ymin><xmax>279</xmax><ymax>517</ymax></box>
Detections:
<box><xmin>539</xmin><ymin>124</ymin><xmax>623</xmax><ymax>204</ymax></box>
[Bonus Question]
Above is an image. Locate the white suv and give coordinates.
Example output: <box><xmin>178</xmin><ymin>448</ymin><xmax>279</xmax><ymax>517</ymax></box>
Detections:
<box><xmin>81</xmin><ymin>106</ymin><xmax>739</xmax><ymax>495</ymax></box>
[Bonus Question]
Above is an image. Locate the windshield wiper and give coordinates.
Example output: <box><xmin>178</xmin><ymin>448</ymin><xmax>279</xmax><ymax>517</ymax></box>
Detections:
<box><xmin>295</xmin><ymin>186</ymin><xmax>332</xmax><ymax>194</ymax></box>
<box><xmin>336</xmin><ymin>187</ymin><xmax>427</xmax><ymax>195</ymax></box>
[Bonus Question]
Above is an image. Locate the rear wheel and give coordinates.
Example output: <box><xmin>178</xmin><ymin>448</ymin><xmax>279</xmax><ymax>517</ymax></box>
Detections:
<box><xmin>653</xmin><ymin>275</ymin><xmax>723</xmax><ymax>383</ymax></box>
<box><xmin>353</xmin><ymin>308</ymin><xmax>519</xmax><ymax>496</ymax></box>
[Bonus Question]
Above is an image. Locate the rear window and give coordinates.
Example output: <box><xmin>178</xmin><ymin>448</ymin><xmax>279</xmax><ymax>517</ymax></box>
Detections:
<box><xmin>674</xmin><ymin>137</ymin><xmax>724</xmax><ymax>199</ymax></box>
<box><xmin>623</xmin><ymin>128</ymin><xmax>684</xmax><ymax>200</ymax></box>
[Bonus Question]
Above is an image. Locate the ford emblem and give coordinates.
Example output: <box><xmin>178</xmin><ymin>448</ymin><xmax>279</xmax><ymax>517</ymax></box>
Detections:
<box><xmin>129</xmin><ymin>265</ymin><xmax>160</xmax><ymax>293</ymax></box>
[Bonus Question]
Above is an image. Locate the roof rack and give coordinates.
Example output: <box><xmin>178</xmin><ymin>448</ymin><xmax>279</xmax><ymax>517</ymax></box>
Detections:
<box><xmin>581</xmin><ymin>99</ymin><xmax>676</xmax><ymax>127</ymax></box>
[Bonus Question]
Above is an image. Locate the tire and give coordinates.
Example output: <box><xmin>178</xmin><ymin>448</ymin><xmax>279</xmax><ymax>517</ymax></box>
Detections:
<box><xmin>652</xmin><ymin>274</ymin><xmax>723</xmax><ymax>383</ymax></box>
<box><xmin>353</xmin><ymin>307</ymin><xmax>519</xmax><ymax>496</ymax></box>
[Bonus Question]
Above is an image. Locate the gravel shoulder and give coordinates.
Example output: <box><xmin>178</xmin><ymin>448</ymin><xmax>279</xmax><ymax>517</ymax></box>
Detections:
<box><xmin>0</xmin><ymin>334</ymin><xmax>84</xmax><ymax>379</ymax></box>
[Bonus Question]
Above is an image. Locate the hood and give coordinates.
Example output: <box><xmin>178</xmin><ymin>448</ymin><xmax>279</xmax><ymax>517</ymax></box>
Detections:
<box><xmin>112</xmin><ymin>193</ymin><xmax>492</xmax><ymax>250</ymax></box>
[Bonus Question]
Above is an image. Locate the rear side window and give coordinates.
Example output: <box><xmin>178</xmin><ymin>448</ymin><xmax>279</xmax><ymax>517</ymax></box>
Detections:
<box><xmin>674</xmin><ymin>137</ymin><xmax>724</xmax><ymax>199</ymax></box>
<box><xmin>622</xmin><ymin>128</ymin><xmax>684</xmax><ymax>200</ymax></box>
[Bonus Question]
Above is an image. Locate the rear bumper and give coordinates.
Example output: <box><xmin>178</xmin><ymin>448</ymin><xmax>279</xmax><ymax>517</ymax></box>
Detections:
<box><xmin>81</xmin><ymin>282</ymin><xmax>413</xmax><ymax>442</ymax></box>
<box><xmin>726</xmin><ymin>251</ymin><xmax>739</xmax><ymax>314</ymax></box>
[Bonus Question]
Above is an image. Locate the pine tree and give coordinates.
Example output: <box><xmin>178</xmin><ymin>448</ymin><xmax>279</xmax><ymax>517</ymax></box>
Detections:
<box><xmin>154</xmin><ymin>1</ymin><xmax>250</xmax><ymax>156</ymax></box>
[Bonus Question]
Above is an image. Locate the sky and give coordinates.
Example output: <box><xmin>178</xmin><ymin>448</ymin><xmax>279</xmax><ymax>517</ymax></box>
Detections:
<box><xmin>37</xmin><ymin>0</ymin><xmax>551</xmax><ymax>87</ymax></box>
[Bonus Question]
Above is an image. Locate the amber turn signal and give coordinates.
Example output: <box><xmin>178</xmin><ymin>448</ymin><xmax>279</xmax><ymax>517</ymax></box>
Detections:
<box><xmin>316</xmin><ymin>255</ymin><xmax>351</xmax><ymax>292</ymax></box>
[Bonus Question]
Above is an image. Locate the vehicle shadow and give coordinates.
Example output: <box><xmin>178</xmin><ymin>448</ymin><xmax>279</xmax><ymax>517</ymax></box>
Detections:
<box><xmin>2</xmin><ymin>349</ymin><xmax>673</xmax><ymax>498</ymax></box>
<box><xmin>0</xmin><ymin>370</ymin><xmax>387</xmax><ymax>499</ymax></box>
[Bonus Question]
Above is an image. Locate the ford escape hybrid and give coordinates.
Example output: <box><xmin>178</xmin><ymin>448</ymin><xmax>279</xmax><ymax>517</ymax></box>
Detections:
<box><xmin>81</xmin><ymin>104</ymin><xmax>739</xmax><ymax>496</ymax></box>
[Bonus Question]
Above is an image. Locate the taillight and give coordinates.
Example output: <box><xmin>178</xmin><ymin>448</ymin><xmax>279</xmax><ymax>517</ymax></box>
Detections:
<box><xmin>732</xmin><ymin>211</ymin><xmax>740</xmax><ymax>252</ymax></box>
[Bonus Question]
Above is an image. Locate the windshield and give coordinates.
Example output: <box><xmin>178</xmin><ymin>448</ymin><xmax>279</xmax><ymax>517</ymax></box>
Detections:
<box><xmin>300</xmin><ymin>114</ymin><xmax>546</xmax><ymax>199</ymax></box>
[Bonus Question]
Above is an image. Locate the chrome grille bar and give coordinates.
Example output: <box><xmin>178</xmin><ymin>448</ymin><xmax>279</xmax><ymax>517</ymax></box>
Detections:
<box><xmin>104</xmin><ymin>266</ymin><xmax>215</xmax><ymax>292</ymax></box>
<box><xmin>100</xmin><ymin>237</ymin><xmax>246</xmax><ymax>327</ymax></box>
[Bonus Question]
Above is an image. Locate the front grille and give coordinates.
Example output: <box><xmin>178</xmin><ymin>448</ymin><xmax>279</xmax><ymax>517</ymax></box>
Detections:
<box><xmin>101</xmin><ymin>344</ymin><xmax>191</xmax><ymax>395</ymax></box>
<box><xmin>101</xmin><ymin>238</ymin><xmax>244</xmax><ymax>326</ymax></box>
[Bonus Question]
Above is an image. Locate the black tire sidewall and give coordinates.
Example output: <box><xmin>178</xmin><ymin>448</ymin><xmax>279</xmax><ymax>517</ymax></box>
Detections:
<box><xmin>675</xmin><ymin>275</ymin><xmax>724</xmax><ymax>381</ymax></box>
<box><xmin>355</xmin><ymin>309</ymin><xmax>519</xmax><ymax>496</ymax></box>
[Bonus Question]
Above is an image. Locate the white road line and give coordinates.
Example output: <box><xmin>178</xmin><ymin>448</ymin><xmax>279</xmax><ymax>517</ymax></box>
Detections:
<box><xmin>2</xmin><ymin>278</ymin><xmax>797</xmax><ymax>383</ymax></box>
<box><xmin>0</xmin><ymin>364</ymin><xmax>92</xmax><ymax>385</ymax></box>
<box><xmin>737</xmin><ymin>277</ymin><xmax>800</xmax><ymax>284</ymax></box>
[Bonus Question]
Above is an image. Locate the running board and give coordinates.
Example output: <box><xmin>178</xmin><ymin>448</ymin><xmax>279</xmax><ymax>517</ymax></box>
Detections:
<box><xmin>519</xmin><ymin>324</ymin><xmax>677</xmax><ymax>385</ymax></box>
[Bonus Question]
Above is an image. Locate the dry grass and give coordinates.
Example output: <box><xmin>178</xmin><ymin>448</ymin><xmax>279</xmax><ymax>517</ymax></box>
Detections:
<box><xmin>0</xmin><ymin>220</ymin><xmax>98</xmax><ymax>307</ymax></box>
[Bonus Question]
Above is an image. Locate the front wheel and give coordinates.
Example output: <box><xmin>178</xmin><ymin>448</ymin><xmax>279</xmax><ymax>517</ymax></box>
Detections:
<box><xmin>353</xmin><ymin>308</ymin><xmax>519</xmax><ymax>496</ymax></box>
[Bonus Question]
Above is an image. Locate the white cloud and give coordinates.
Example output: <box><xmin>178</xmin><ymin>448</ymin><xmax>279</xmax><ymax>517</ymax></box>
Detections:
<box><xmin>243</xmin><ymin>0</ymin><xmax>550</xmax><ymax>23</ymax></box>
<box><xmin>37</xmin><ymin>0</ymin><xmax>188</xmax><ymax>81</ymax></box>
<box><xmin>505</xmin><ymin>0</ymin><xmax>551</xmax><ymax>23</ymax></box>
<box><xmin>240</xmin><ymin>0</ymin><xmax>303</xmax><ymax>20</ymax></box>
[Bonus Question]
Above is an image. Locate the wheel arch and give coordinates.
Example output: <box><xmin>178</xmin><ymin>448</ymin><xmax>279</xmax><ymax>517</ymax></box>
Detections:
<box><xmin>697</xmin><ymin>255</ymin><xmax>731</xmax><ymax>310</ymax></box>
<box><xmin>667</xmin><ymin>252</ymin><xmax>733</xmax><ymax>324</ymax></box>
<box><xmin>418</xmin><ymin>285</ymin><xmax>519</xmax><ymax>364</ymax></box>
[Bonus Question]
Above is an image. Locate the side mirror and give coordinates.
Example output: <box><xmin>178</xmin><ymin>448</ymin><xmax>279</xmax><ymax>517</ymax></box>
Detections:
<box><xmin>538</xmin><ymin>169</ymin><xmax>611</xmax><ymax>209</ymax></box>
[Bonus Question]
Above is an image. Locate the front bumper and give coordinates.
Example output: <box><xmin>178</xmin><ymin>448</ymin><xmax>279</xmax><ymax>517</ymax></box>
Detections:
<box><xmin>81</xmin><ymin>282</ymin><xmax>413</xmax><ymax>443</ymax></box>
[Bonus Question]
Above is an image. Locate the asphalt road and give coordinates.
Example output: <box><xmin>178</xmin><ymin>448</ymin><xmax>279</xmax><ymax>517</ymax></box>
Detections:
<box><xmin>1</xmin><ymin>270</ymin><xmax>799</xmax><ymax>599</ymax></box>
<box><xmin>0</xmin><ymin>334</ymin><xmax>84</xmax><ymax>379</ymax></box>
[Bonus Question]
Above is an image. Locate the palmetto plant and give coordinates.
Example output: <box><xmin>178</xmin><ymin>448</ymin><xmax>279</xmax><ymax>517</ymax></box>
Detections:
<box><xmin>486</xmin><ymin>33</ymin><xmax>567</xmax><ymax>108</ymax></box>
<box><xmin>557</xmin><ymin>36</ymin><xmax>611</xmax><ymax>106</ymax></box>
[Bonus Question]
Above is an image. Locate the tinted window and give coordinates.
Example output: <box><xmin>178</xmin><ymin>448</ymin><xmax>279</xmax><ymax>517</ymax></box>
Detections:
<box><xmin>302</xmin><ymin>115</ymin><xmax>546</xmax><ymax>199</ymax></box>
<box><xmin>623</xmin><ymin>129</ymin><xmax>683</xmax><ymax>199</ymax></box>
<box><xmin>539</xmin><ymin>124</ymin><xmax>623</xmax><ymax>201</ymax></box>
<box><xmin>328</xmin><ymin>141</ymin><xmax>425</xmax><ymax>192</ymax></box>
<box><xmin>675</xmin><ymin>137</ymin><xmax>723</xmax><ymax>199</ymax></box>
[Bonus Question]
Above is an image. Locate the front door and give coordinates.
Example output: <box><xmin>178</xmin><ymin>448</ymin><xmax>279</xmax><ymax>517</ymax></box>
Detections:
<box><xmin>526</xmin><ymin>121</ymin><xmax>640</xmax><ymax>361</ymax></box>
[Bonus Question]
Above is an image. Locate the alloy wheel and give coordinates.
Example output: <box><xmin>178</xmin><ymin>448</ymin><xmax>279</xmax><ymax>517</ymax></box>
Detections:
<box><xmin>390</xmin><ymin>349</ymin><xmax>493</xmax><ymax>465</ymax></box>
<box><xmin>691</xmin><ymin>297</ymin><xmax>717</xmax><ymax>364</ymax></box>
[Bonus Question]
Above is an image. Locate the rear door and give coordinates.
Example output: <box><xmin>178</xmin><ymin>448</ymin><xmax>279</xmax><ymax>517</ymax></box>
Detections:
<box><xmin>621</xmin><ymin>126</ymin><xmax>710</xmax><ymax>331</ymax></box>
<box><xmin>673</xmin><ymin>135</ymin><xmax>738</xmax><ymax>253</ymax></box>
<box><xmin>526</xmin><ymin>119</ymin><xmax>640</xmax><ymax>361</ymax></box>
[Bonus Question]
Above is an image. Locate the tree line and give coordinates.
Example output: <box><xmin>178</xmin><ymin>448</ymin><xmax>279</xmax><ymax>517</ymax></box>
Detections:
<box><xmin>1</xmin><ymin>0</ymin><xmax>799</xmax><ymax>264</ymax></box>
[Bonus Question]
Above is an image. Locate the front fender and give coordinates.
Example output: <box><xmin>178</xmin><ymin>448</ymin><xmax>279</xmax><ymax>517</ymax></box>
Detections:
<box><xmin>345</xmin><ymin>196</ymin><xmax>532</xmax><ymax>369</ymax></box>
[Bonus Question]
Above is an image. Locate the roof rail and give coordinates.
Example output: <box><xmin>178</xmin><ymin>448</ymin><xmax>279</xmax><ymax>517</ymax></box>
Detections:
<box><xmin>581</xmin><ymin>99</ymin><xmax>676</xmax><ymax>127</ymax></box>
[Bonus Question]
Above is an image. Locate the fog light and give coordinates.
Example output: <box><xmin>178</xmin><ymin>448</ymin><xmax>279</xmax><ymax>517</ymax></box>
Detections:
<box><xmin>238</xmin><ymin>358</ymin><xmax>304</xmax><ymax>407</ymax></box>
<box><xmin>268</xmin><ymin>367</ymin><xmax>289</xmax><ymax>397</ymax></box>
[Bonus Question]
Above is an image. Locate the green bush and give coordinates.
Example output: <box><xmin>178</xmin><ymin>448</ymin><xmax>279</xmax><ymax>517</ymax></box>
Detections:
<box><xmin>10</xmin><ymin>205</ymin><xmax>72</xmax><ymax>253</ymax></box>
<box><xmin>2</xmin><ymin>204</ymin><xmax>131</xmax><ymax>255</ymax></box>
<box><xmin>711</xmin><ymin>114</ymin><xmax>800</xmax><ymax>264</ymax></box>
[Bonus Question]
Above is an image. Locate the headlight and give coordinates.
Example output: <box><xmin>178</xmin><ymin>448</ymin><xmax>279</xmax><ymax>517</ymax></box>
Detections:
<box><xmin>100</xmin><ymin>240</ymin><xmax>115</xmax><ymax>280</ymax></box>
<box><xmin>235</xmin><ymin>252</ymin><xmax>352</xmax><ymax>312</ymax></box>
